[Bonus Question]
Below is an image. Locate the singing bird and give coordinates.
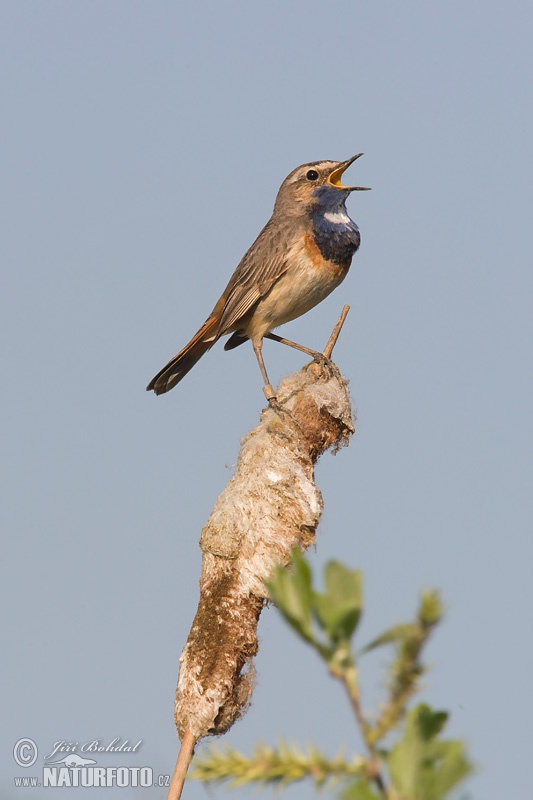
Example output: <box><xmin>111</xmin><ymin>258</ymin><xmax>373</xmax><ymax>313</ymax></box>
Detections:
<box><xmin>147</xmin><ymin>154</ymin><xmax>369</xmax><ymax>401</ymax></box>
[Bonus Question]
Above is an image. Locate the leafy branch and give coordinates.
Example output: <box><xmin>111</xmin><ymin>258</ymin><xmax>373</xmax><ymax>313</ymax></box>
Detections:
<box><xmin>190</xmin><ymin>549</ymin><xmax>473</xmax><ymax>799</ymax></box>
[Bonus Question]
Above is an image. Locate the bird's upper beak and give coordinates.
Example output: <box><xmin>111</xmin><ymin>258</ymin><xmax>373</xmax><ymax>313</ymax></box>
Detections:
<box><xmin>328</xmin><ymin>153</ymin><xmax>370</xmax><ymax>191</ymax></box>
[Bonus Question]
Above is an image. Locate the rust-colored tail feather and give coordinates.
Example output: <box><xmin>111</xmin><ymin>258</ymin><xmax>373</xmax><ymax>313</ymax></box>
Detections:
<box><xmin>146</xmin><ymin>312</ymin><xmax>221</xmax><ymax>395</ymax></box>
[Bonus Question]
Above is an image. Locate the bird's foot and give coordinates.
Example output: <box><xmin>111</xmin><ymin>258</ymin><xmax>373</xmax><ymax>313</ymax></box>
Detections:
<box><xmin>268</xmin><ymin>398</ymin><xmax>283</xmax><ymax>413</ymax></box>
<box><xmin>267</xmin><ymin>397</ymin><xmax>304</xmax><ymax>430</ymax></box>
<box><xmin>263</xmin><ymin>387</ymin><xmax>291</xmax><ymax>420</ymax></box>
<box><xmin>312</xmin><ymin>351</ymin><xmax>331</xmax><ymax>367</ymax></box>
<box><xmin>264</xmin><ymin>384</ymin><xmax>292</xmax><ymax>418</ymax></box>
<box><xmin>307</xmin><ymin>351</ymin><xmax>341</xmax><ymax>381</ymax></box>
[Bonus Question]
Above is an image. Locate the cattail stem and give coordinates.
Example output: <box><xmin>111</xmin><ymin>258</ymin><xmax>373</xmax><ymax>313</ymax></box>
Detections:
<box><xmin>166</xmin><ymin>730</ymin><xmax>196</xmax><ymax>800</ymax></box>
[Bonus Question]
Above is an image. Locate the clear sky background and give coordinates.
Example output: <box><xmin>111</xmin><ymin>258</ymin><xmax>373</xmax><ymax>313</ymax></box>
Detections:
<box><xmin>2</xmin><ymin>2</ymin><xmax>532</xmax><ymax>799</ymax></box>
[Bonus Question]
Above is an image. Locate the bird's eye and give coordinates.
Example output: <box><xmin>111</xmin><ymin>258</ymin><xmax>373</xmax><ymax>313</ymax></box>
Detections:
<box><xmin>306</xmin><ymin>169</ymin><xmax>319</xmax><ymax>181</ymax></box>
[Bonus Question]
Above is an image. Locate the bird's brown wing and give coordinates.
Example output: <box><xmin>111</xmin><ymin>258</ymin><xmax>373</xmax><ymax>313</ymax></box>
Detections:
<box><xmin>217</xmin><ymin>216</ymin><xmax>293</xmax><ymax>335</ymax></box>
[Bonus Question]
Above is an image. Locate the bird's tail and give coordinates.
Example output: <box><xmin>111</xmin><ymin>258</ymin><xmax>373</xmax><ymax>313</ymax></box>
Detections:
<box><xmin>146</xmin><ymin>304</ymin><xmax>223</xmax><ymax>395</ymax></box>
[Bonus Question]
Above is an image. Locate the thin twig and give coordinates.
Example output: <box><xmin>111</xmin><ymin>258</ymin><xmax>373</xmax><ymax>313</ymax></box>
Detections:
<box><xmin>337</xmin><ymin>673</ymin><xmax>388</xmax><ymax>799</ymax></box>
<box><xmin>167</xmin><ymin>730</ymin><xmax>196</xmax><ymax>800</ymax></box>
<box><xmin>323</xmin><ymin>305</ymin><xmax>350</xmax><ymax>359</ymax></box>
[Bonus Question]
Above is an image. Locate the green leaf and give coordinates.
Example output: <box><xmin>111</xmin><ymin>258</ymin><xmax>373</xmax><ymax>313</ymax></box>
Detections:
<box><xmin>416</xmin><ymin>704</ymin><xmax>448</xmax><ymax>739</ymax></box>
<box><xmin>312</xmin><ymin>593</ymin><xmax>361</xmax><ymax>641</ymax></box>
<box><xmin>388</xmin><ymin>704</ymin><xmax>473</xmax><ymax>800</ymax></box>
<box><xmin>359</xmin><ymin>623</ymin><xmax>415</xmax><ymax>654</ymax></box>
<box><xmin>425</xmin><ymin>740</ymin><xmax>474</xmax><ymax>798</ymax></box>
<box><xmin>266</xmin><ymin>550</ymin><xmax>314</xmax><ymax>642</ymax></box>
<box><xmin>342</xmin><ymin>780</ymin><xmax>382</xmax><ymax>800</ymax></box>
<box><xmin>324</xmin><ymin>562</ymin><xmax>363</xmax><ymax>611</ymax></box>
<box><xmin>312</xmin><ymin>564</ymin><xmax>363</xmax><ymax>643</ymax></box>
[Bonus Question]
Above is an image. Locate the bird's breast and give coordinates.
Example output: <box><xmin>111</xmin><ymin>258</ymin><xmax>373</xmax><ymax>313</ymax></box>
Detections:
<box><xmin>311</xmin><ymin>208</ymin><xmax>360</xmax><ymax>268</ymax></box>
<box><xmin>247</xmin><ymin>233</ymin><xmax>349</xmax><ymax>338</ymax></box>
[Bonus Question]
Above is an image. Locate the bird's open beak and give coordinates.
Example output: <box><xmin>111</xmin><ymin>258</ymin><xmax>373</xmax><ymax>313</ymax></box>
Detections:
<box><xmin>328</xmin><ymin>153</ymin><xmax>370</xmax><ymax>191</ymax></box>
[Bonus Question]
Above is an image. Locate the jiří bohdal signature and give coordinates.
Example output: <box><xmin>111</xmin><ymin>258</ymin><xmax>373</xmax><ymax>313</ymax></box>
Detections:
<box><xmin>44</xmin><ymin>737</ymin><xmax>142</xmax><ymax>762</ymax></box>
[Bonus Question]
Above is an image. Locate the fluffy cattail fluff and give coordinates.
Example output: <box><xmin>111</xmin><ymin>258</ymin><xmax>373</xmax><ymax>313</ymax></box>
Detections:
<box><xmin>175</xmin><ymin>357</ymin><xmax>354</xmax><ymax>741</ymax></box>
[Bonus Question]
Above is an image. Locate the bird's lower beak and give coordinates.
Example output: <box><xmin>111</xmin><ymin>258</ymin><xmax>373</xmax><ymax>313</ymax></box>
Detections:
<box><xmin>328</xmin><ymin>153</ymin><xmax>370</xmax><ymax>191</ymax></box>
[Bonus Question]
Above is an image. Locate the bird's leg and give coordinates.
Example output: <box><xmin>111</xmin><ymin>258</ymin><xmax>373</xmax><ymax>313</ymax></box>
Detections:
<box><xmin>264</xmin><ymin>332</ymin><xmax>330</xmax><ymax>365</ymax></box>
<box><xmin>252</xmin><ymin>338</ymin><xmax>277</xmax><ymax>402</ymax></box>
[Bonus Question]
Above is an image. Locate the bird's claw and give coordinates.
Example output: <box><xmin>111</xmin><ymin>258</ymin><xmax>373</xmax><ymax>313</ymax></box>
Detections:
<box><xmin>312</xmin><ymin>351</ymin><xmax>331</xmax><ymax>366</ymax></box>
<box><xmin>268</xmin><ymin>397</ymin><xmax>282</xmax><ymax>412</ymax></box>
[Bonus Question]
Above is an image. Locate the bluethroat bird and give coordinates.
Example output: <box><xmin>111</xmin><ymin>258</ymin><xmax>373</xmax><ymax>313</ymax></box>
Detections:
<box><xmin>147</xmin><ymin>154</ymin><xmax>369</xmax><ymax>401</ymax></box>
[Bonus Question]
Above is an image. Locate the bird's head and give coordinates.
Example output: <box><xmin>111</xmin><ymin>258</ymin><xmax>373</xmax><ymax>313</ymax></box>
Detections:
<box><xmin>274</xmin><ymin>154</ymin><xmax>370</xmax><ymax>216</ymax></box>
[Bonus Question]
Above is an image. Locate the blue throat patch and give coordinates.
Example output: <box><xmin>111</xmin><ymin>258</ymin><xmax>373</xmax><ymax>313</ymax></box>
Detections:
<box><xmin>310</xmin><ymin>185</ymin><xmax>360</xmax><ymax>267</ymax></box>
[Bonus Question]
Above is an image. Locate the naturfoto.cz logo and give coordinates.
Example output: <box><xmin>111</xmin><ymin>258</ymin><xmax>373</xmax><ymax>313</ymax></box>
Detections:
<box><xmin>13</xmin><ymin>737</ymin><xmax>171</xmax><ymax>789</ymax></box>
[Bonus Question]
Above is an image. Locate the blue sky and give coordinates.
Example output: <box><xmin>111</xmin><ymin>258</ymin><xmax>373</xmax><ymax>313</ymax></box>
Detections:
<box><xmin>2</xmin><ymin>2</ymin><xmax>532</xmax><ymax>798</ymax></box>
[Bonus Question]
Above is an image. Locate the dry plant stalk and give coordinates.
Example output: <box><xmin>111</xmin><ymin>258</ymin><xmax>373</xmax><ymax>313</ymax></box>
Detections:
<box><xmin>176</xmin><ymin>309</ymin><xmax>354</xmax><ymax>740</ymax></box>
<box><xmin>168</xmin><ymin>308</ymin><xmax>354</xmax><ymax>798</ymax></box>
